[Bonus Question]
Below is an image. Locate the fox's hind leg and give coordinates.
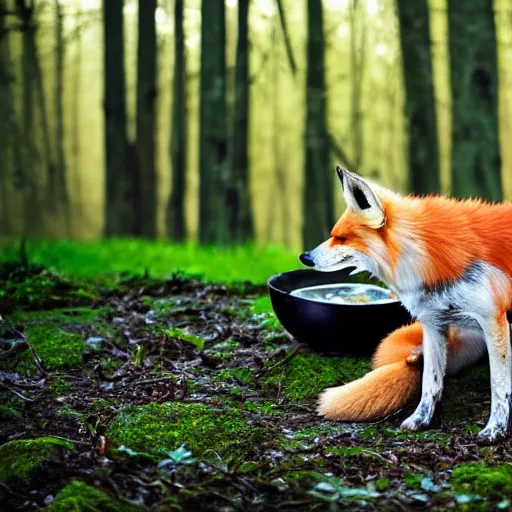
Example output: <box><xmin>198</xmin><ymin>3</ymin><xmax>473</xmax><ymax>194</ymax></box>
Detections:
<box><xmin>400</xmin><ymin>322</ymin><xmax>447</xmax><ymax>431</ymax></box>
<box><xmin>475</xmin><ymin>312</ymin><xmax>511</xmax><ymax>442</ymax></box>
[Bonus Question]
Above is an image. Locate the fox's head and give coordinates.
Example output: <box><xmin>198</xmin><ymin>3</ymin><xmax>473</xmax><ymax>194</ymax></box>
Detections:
<box><xmin>300</xmin><ymin>166</ymin><xmax>391</xmax><ymax>278</ymax></box>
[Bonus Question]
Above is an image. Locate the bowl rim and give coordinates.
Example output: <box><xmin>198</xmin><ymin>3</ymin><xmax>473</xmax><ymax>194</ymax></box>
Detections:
<box><xmin>267</xmin><ymin>269</ymin><xmax>402</xmax><ymax>307</ymax></box>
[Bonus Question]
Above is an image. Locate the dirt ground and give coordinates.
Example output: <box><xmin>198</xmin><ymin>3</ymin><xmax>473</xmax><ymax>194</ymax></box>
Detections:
<box><xmin>1</xmin><ymin>264</ymin><xmax>511</xmax><ymax>511</ymax></box>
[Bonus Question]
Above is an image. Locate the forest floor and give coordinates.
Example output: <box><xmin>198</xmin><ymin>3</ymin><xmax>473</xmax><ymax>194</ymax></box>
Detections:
<box><xmin>0</xmin><ymin>241</ymin><xmax>511</xmax><ymax>511</ymax></box>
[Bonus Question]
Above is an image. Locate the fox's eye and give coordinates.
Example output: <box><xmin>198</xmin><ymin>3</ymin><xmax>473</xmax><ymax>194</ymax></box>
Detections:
<box><xmin>335</xmin><ymin>236</ymin><xmax>347</xmax><ymax>243</ymax></box>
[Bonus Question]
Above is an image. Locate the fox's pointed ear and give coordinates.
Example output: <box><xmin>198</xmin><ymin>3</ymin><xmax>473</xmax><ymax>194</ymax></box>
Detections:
<box><xmin>335</xmin><ymin>166</ymin><xmax>386</xmax><ymax>229</ymax></box>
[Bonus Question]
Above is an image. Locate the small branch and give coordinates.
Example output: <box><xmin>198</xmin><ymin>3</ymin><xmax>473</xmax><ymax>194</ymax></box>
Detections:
<box><xmin>2</xmin><ymin>315</ymin><xmax>46</xmax><ymax>376</ymax></box>
<box><xmin>275</xmin><ymin>0</ymin><xmax>297</xmax><ymax>77</ymax></box>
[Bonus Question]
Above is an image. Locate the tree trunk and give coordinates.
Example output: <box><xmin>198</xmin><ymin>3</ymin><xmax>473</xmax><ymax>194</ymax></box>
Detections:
<box><xmin>15</xmin><ymin>0</ymin><xmax>44</xmax><ymax>237</ymax></box>
<box><xmin>103</xmin><ymin>0</ymin><xmax>136</xmax><ymax>236</ymax></box>
<box><xmin>396</xmin><ymin>0</ymin><xmax>440</xmax><ymax>194</ymax></box>
<box><xmin>198</xmin><ymin>0</ymin><xmax>229</xmax><ymax>245</ymax></box>
<box><xmin>448</xmin><ymin>0</ymin><xmax>501</xmax><ymax>201</ymax></box>
<box><xmin>0</xmin><ymin>1</ymin><xmax>12</xmax><ymax>235</ymax></box>
<box><xmin>53</xmin><ymin>0</ymin><xmax>70</xmax><ymax>234</ymax></box>
<box><xmin>167</xmin><ymin>0</ymin><xmax>187</xmax><ymax>241</ymax></box>
<box><xmin>71</xmin><ymin>4</ymin><xmax>83</xmax><ymax>235</ymax></box>
<box><xmin>230</xmin><ymin>0</ymin><xmax>254</xmax><ymax>242</ymax></box>
<box><xmin>135</xmin><ymin>0</ymin><xmax>157</xmax><ymax>238</ymax></box>
<box><xmin>349</xmin><ymin>0</ymin><xmax>366</xmax><ymax>171</ymax></box>
<box><xmin>303</xmin><ymin>0</ymin><xmax>330</xmax><ymax>249</ymax></box>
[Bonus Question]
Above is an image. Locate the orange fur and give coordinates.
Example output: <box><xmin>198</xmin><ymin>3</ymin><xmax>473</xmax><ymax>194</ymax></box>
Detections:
<box><xmin>372</xmin><ymin>323</ymin><xmax>423</xmax><ymax>369</ymax></box>
<box><xmin>317</xmin><ymin>361</ymin><xmax>421</xmax><ymax>421</ymax></box>
<box><xmin>318</xmin><ymin>323</ymin><xmax>465</xmax><ymax>422</ymax></box>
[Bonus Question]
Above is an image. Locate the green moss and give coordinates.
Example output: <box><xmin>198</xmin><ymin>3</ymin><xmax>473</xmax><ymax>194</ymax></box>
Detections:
<box><xmin>46</xmin><ymin>377</ymin><xmax>72</xmax><ymax>395</ymax></box>
<box><xmin>263</xmin><ymin>351</ymin><xmax>371</xmax><ymax>401</ymax></box>
<box><xmin>47</xmin><ymin>481</ymin><xmax>139</xmax><ymax>512</ymax></box>
<box><xmin>23</xmin><ymin>323</ymin><xmax>84</xmax><ymax>372</ymax></box>
<box><xmin>107</xmin><ymin>402</ymin><xmax>264</xmax><ymax>461</ymax></box>
<box><xmin>0</xmin><ymin>437</ymin><xmax>74</xmax><ymax>481</ymax></box>
<box><xmin>0</xmin><ymin>396</ymin><xmax>23</xmax><ymax>418</ymax></box>
<box><xmin>0</xmin><ymin>267</ymin><xmax>97</xmax><ymax>312</ymax></box>
<box><xmin>1</xmin><ymin>240</ymin><xmax>299</xmax><ymax>284</ymax></box>
<box><xmin>451</xmin><ymin>462</ymin><xmax>512</xmax><ymax>498</ymax></box>
<box><xmin>12</xmin><ymin>307</ymin><xmax>107</xmax><ymax>325</ymax></box>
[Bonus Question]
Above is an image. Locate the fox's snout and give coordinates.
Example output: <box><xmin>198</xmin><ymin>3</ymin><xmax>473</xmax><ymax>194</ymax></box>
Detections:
<box><xmin>299</xmin><ymin>251</ymin><xmax>315</xmax><ymax>267</ymax></box>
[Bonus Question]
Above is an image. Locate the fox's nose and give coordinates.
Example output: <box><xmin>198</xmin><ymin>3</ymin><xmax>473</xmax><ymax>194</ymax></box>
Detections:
<box><xmin>299</xmin><ymin>252</ymin><xmax>315</xmax><ymax>267</ymax></box>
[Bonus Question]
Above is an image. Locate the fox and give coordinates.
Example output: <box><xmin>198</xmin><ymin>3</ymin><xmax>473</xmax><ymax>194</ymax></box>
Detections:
<box><xmin>299</xmin><ymin>166</ymin><xmax>512</xmax><ymax>443</ymax></box>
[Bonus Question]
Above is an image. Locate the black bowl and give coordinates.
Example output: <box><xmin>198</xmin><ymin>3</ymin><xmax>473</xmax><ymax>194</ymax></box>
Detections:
<box><xmin>267</xmin><ymin>268</ymin><xmax>412</xmax><ymax>356</ymax></box>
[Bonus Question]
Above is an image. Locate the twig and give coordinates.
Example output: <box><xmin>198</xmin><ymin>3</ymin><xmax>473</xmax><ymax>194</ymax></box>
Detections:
<box><xmin>2</xmin><ymin>315</ymin><xmax>46</xmax><ymax>376</ymax></box>
<box><xmin>256</xmin><ymin>343</ymin><xmax>306</xmax><ymax>375</ymax></box>
<box><xmin>131</xmin><ymin>376</ymin><xmax>175</xmax><ymax>386</ymax></box>
<box><xmin>0</xmin><ymin>381</ymin><xmax>34</xmax><ymax>401</ymax></box>
<box><xmin>275</xmin><ymin>0</ymin><xmax>297</xmax><ymax>76</ymax></box>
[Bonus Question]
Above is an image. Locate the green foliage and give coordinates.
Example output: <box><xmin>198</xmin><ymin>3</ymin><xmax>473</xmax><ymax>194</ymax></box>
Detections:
<box><xmin>165</xmin><ymin>328</ymin><xmax>204</xmax><ymax>350</ymax></box>
<box><xmin>2</xmin><ymin>240</ymin><xmax>299</xmax><ymax>284</ymax></box>
<box><xmin>451</xmin><ymin>462</ymin><xmax>512</xmax><ymax>499</ymax></box>
<box><xmin>0</xmin><ymin>437</ymin><xmax>74</xmax><ymax>481</ymax></box>
<box><xmin>107</xmin><ymin>402</ymin><xmax>265</xmax><ymax>461</ymax></box>
<box><xmin>251</xmin><ymin>296</ymin><xmax>282</xmax><ymax>331</ymax></box>
<box><xmin>263</xmin><ymin>350</ymin><xmax>371</xmax><ymax>401</ymax></box>
<box><xmin>47</xmin><ymin>481</ymin><xmax>139</xmax><ymax>512</ymax></box>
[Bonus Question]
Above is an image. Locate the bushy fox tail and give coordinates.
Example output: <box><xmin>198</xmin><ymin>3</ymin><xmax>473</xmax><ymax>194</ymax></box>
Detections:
<box><xmin>318</xmin><ymin>323</ymin><xmax>423</xmax><ymax>421</ymax></box>
<box><xmin>317</xmin><ymin>321</ymin><xmax>484</xmax><ymax>422</ymax></box>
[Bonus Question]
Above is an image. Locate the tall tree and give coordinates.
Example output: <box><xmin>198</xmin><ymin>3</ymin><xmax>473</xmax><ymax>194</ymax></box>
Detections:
<box><xmin>198</xmin><ymin>0</ymin><xmax>229</xmax><ymax>244</ymax></box>
<box><xmin>229</xmin><ymin>0</ymin><xmax>254</xmax><ymax>242</ymax></box>
<box><xmin>16</xmin><ymin>0</ymin><xmax>47</xmax><ymax>237</ymax></box>
<box><xmin>396</xmin><ymin>0</ymin><xmax>440</xmax><ymax>194</ymax></box>
<box><xmin>167</xmin><ymin>0</ymin><xmax>187</xmax><ymax>241</ymax></box>
<box><xmin>0</xmin><ymin>0</ymin><xmax>12</xmax><ymax>235</ymax></box>
<box><xmin>448</xmin><ymin>0</ymin><xmax>501</xmax><ymax>201</ymax></box>
<box><xmin>303</xmin><ymin>0</ymin><xmax>330</xmax><ymax>249</ymax></box>
<box><xmin>135</xmin><ymin>0</ymin><xmax>157</xmax><ymax>238</ymax></box>
<box><xmin>52</xmin><ymin>0</ymin><xmax>70</xmax><ymax>234</ymax></box>
<box><xmin>103</xmin><ymin>0</ymin><xmax>136</xmax><ymax>235</ymax></box>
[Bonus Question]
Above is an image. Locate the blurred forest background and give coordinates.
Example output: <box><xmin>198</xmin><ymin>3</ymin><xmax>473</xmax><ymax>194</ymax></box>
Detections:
<box><xmin>0</xmin><ymin>0</ymin><xmax>512</xmax><ymax>250</ymax></box>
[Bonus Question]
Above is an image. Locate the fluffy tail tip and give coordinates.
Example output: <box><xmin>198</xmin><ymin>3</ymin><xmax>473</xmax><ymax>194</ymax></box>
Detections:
<box><xmin>317</xmin><ymin>361</ymin><xmax>421</xmax><ymax>422</ymax></box>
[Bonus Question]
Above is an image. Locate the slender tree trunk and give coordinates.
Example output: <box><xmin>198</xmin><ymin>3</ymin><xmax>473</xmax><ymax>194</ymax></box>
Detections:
<box><xmin>303</xmin><ymin>0</ymin><xmax>330</xmax><ymax>249</ymax></box>
<box><xmin>230</xmin><ymin>0</ymin><xmax>254</xmax><ymax>242</ymax></box>
<box><xmin>53</xmin><ymin>0</ymin><xmax>70</xmax><ymax>234</ymax></box>
<box><xmin>135</xmin><ymin>0</ymin><xmax>157</xmax><ymax>238</ymax></box>
<box><xmin>396</xmin><ymin>0</ymin><xmax>440</xmax><ymax>194</ymax></box>
<box><xmin>167</xmin><ymin>0</ymin><xmax>187</xmax><ymax>241</ymax></box>
<box><xmin>198</xmin><ymin>0</ymin><xmax>229</xmax><ymax>244</ymax></box>
<box><xmin>0</xmin><ymin>1</ymin><xmax>12</xmax><ymax>235</ymax></box>
<box><xmin>71</xmin><ymin>4</ymin><xmax>83</xmax><ymax>235</ymax></box>
<box><xmin>15</xmin><ymin>0</ymin><xmax>44</xmax><ymax>237</ymax></box>
<box><xmin>103</xmin><ymin>0</ymin><xmax>136</xmax><ymax>236</ymax></box>
<box><xmin>448</xmin><ymin>0</ymin><xmax>501</xmax><ymax>201</ymax></box>
<box><xmin>349</xmin><ymin>0</ymin><xmax>366</xmax><ymax>170</ymax></box>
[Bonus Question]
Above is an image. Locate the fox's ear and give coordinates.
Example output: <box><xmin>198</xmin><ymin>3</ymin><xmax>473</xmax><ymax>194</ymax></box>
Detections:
<box><xmin>335</xmin><ymin>166</ymin><xmax>386</xmax><ymax>229</ymax></box>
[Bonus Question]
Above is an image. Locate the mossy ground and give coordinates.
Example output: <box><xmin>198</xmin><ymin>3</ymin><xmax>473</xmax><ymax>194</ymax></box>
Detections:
<box><xmin>263</xmin><ymin>351</ymin><xmax>371</xmax><ymax>400</ymax></box>
<box><xmin>0</xmin><ymin>437</ymin><xmax>74</xmax><ymax>482</ymax></box>
<box><xmin>108</xmin><ymin>402</ymin><xmax>265</xmax><ymax>461</ymax></box>
<box><xmin>0</xmin><ymin>242</ymin><xmax>510</xmax><ymax>511</ymax></box>
<box><xmin>47</xmin><ymin>481</ymin><xmax>140</xmax><ymax>512</ymax></box>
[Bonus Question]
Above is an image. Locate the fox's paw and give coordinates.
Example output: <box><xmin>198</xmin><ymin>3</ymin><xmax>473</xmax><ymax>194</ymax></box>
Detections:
<box><xmin>476</xmin><ymin>424</ymin><xmax>509</xmax><ymax>444</ymax></box>
<box><xmin>400</xmin><ymin>413</ymin><xmax>430</xmax><ymax>432</ymax></box>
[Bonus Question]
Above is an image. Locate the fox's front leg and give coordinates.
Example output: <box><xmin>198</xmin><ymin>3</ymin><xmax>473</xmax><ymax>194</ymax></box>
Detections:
<box><xmin>401</xmin><ymin>322</ymin><xmax>446</xmax><ymax>431</ymax></box>
<box><xmin>476</xmin><ymin>313</ymin><xmax>511</xmax><ymax>442</ymax></box>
